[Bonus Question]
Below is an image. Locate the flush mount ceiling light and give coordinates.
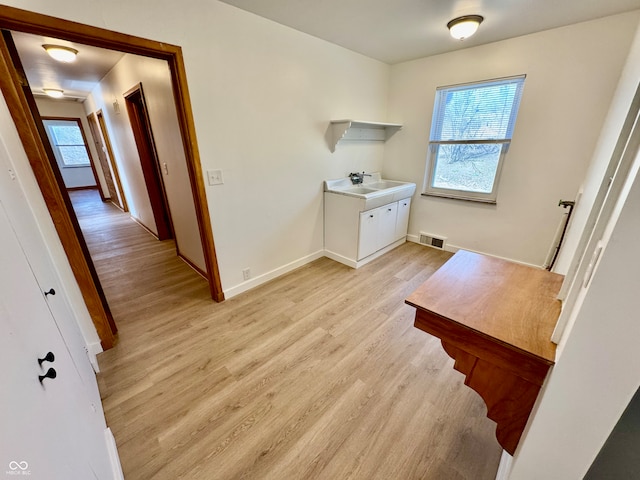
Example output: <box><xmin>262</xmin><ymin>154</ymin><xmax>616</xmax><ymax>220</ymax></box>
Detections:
<box><xmin>42</xmin><ymin>44</ymin><xmax>78</xmax><ymax>63</ymax></box>
<box><xmin>43</xmin><ymin>88</ymin><xmax>64</xmax><ymax>99</ymax></box>
<box><xmin>447</xmin><ymin>15</ymin><xmax>484</xmax><ymax>40</ymax></box>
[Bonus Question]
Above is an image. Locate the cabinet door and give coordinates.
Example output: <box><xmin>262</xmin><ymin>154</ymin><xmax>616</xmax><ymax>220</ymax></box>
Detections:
<box><xmin>358</xmin><ymin>208</ymin><xmax>379</xmax><ymax>260</ymax></box>
<box><xmin>378</xmin><ymin>201</ymin><xmax>398</xmax><ymax>249</ymax></box>
<box><xmin>395</xmin><ymin>198</ymin><xmax>411</xmax><ymax>241</ymax></box>
<box><xmin>0</xmin><ymin>201</ymin><xmax>111</xmax><ymax>479</ymax></box>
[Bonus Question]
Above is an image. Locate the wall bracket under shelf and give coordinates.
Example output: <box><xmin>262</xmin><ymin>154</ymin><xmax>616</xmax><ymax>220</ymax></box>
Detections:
<box><xmin>329</xmin><ymin>119</ymin><xmax>402</xmax><ymax>152</ymax></box>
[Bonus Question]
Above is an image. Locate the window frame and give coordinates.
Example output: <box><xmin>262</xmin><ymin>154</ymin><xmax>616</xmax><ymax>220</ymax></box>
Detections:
<box><xmin>423</xmin><ymin>75</ymin><xmax>525</xmax><ymax>204</ymax></box>
<box><xmin>42</xmin><ymin>118</ymin><xmax>93</xmax><ymax>168</ymax></box>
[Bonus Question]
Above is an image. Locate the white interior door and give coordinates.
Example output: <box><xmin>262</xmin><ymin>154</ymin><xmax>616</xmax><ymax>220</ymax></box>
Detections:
<box><xmin>0</xmin><ymin>201</ymin><xmax>111</xmax><ymax>479</ymax></box>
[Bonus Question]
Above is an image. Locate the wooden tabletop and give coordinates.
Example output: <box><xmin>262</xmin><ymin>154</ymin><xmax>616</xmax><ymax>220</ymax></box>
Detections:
<box><xmin>405</xmin><ymin>250</ymin><xmax>563</xmax><ymax>363</ymax></box>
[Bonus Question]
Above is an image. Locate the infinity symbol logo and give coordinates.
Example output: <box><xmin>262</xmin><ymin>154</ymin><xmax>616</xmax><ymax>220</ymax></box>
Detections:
<box><xmin>8</xmin><ymin>461</ymin><xmax>28</xmax><ymax>470</ymax></box>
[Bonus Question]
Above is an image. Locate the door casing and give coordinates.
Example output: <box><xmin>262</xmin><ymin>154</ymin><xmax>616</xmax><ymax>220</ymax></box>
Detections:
<box><xmin>123</xmin><ymin>83</ymin><xmax>173</xmax><ymax>240</ymax></box>
<box><xmin>0</xmin><ymin>5</ymin><xmax>225</xmax><ymax>350</ymax></box>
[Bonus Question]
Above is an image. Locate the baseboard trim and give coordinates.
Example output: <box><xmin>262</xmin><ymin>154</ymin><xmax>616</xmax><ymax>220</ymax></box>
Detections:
<box><xmin>87</xmin><ymin>341</ymin><xmax>102</xmax><ymax>373</ymax></box>
<box><xmin>323</xmin><ymin>250</ymin><xmax>358</xmax><ymax>268</ymax></box>
<box><xmin>66</xmin><ymin>185</ymin><xmax>98</xmax><ymax>191</ymax></box>
<box><xmin>495</xmin><ymin>450</ymin><xmax>513</xmax><ymax>480</ymax></box>
<box><xmin>324</xmin><ymin>238</ymin><xmax>406</xmax><ymax>269</ymax></box>
<box><xmin>105</xmin><ymin>428</ymin><xmax>125</xmax><ymax>480</ymax></box>
<box><xmin>178</xmin><ymin>252</ymin><xmax>207</xmax><ymax>279</ymax></box>
<box><xmin>129</xmin><ymin>215</ymin><xmax>159</xmax><ymax>240</ymax></box>
<box><xmin>407</xmin><ymin>235</ymin><xmax>542</xmax><ymax>269</ymax></box>
<box><xmin>224</xmin><ymin>250</ymin><xmax>325</xmax><ymax>299</ymax></box>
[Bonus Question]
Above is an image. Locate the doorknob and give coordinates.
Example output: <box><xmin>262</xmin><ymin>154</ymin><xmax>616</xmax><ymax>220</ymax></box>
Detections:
<box><xmin>38</xmin><ymin>367</ymin><xmax>57</xmax><ymax>384</ymax></box>
<box><xmin>38</xmin><ymin>352</ymin><xmax>55</xmax><ymax>366</ymax></box>
<box><xmin>44</xmin><ymin>288</ymin><xmax>56</xmax><ymax>296</ymax></box>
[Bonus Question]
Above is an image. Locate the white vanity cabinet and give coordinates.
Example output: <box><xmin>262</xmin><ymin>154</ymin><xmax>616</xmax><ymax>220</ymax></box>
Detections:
<box><xmin>324</xmin><ymin>192</ymin><xmax>412</xmax><ymax>268</ymax></box>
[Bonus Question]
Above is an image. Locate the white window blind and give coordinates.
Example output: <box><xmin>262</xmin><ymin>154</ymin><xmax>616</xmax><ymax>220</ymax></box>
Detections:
<box><xmin>430</xmin><ymin>76</ymin><xmax>524</xmax><ymax>143</ymax></box>
<box><xmin>424</xmin><ymin>75</ymin><xmax>525</xmax><ymax>203</ymax></box>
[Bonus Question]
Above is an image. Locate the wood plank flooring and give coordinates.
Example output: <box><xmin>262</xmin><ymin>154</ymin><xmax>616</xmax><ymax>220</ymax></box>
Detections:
<box><xmin>70</xmin><ymin>189</ymin><xmax>502</xmax><ymax>480</ymax></box>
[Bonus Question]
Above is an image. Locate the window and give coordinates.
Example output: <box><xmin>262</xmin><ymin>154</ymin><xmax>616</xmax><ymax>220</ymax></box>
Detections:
<box><xmin>424</xmin><ymin>75</ymin><xmax>525</xmax><ymax>203</ymax></box>
<box><xmin>44</xmin><ymin>119</ymin><xmax>92</xmax><ymax>167</ymax></box>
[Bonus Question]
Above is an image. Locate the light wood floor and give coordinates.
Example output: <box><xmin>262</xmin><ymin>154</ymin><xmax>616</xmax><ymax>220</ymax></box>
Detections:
<box><xmin>71</xmin><ymin>189</ymin><xmax>502</xmax><ymax>480</ymax></box>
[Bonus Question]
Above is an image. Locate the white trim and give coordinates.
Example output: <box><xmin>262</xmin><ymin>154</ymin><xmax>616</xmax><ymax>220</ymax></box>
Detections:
<box><xmin>495</xmin><ymin>450</ymin><xmax>513</xmax><ymax>480</ymax></box>
<box><xmin>104</xmin><ymin>428</ymin><xmax>124</xmax><ymax>480</ymax></box>
<box><xmin>407</xmin><ymin>235</ymin><xmax>542</xmax><ymax>269</ymax></box>
<box><xmin>223</xmin><ymin>250</ymin><xmax>324</xmax><ymax>299</ymax></box>
<box><xmin>324</xmin><ymin>238</ymin><xmax>406</xmax><ymax>269</ymax></box>
<box><xmin>87</xmin><ymin>341</ymin><xmax>103</xmax><ymax>373</ymax></box>
<box><xmin>323</xmin><ymin>250</ymin><xmax>358</xmax><ymax>268</ymax></box>
<box><xmin>552</xmin><ymin>84</ymin><xmax>640</xmax><ymax>344</ymax></box>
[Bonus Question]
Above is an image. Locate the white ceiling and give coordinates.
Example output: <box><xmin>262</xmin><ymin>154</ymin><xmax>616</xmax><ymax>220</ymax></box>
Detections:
<box><xmin>219</xmin><ymin>0</ymin><xmax>640</xmax><ymax>64</ymax></box>
<box><xmin>8</xmin><ymin>1</ymin><xmax>640</xmax><ymax>98</ymax></box>
<box><xmin>11</xmin><ymin>31</ymin><xmax>125</xmax><ymax>100</ymax></box>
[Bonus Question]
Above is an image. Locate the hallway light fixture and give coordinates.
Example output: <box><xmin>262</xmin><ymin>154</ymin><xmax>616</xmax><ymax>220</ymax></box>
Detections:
<box><xmin>43</xmin><ymin>88</ymin><xmax>64</xmax><ymax>99</ymax></box>
<box><xmin>447</xmin><ymin>15</ymin><xmax>484</xmax><ymax>40</ymax></box>
<box><xmin>42</xmin><ymin>44</ymin><xmax>78</xmax><ymax>63</ymax></box>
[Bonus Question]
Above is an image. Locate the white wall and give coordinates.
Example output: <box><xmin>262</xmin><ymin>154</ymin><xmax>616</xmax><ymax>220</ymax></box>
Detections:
<box><xmin>64</xmin><ymin>0</ymin><xmax>393</xmax><ymax>291</ymax></box>
<box><xmin>0</xmin><ymin>0</ymin><xmax>389</xmax><ymax>303</ymax></box>
<box><xmin>35</xmin><ymin>97</ymin><xmax>104</xmax><ymax>191</ymax></box>
<box><xmin>554</xmin><ymin>21</ymin><xmax>640</xmax><ymax>274</ymax></box>
<box><xmin>84</xmin><ymin>53</ymin><xmax>206</xmax><ymax>270</ymax></box>
<box><xmin>185</xmin><ymin>3</ymin><xmax>389</xmax><ymax>293</ymax></box>
<box><xmin>384</xmin><ymin>12</ymin><xmax>640</xmax><ymax>267</ymax></box>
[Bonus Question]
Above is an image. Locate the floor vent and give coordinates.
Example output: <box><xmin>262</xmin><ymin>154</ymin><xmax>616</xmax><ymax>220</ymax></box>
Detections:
<box><xmin>419</xmin><ymin>232</ymin><xmax>447</xmax><ymax>250</ymax></box>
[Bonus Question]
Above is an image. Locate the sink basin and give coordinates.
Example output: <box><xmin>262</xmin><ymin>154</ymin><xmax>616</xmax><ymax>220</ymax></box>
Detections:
<box><xmin>324</xmin><ymin>172</ymin><xmax>416</xmax><ymax>211</ymax></box>
<box><xmin>367</xmin><ymin>181</ymin><xmax>405</xmax><ymax>189</ymax></box>
<box><xmin>346</xmin><ymin>186</ymin><xmax>379</xmax><ymax>194</ymax></box>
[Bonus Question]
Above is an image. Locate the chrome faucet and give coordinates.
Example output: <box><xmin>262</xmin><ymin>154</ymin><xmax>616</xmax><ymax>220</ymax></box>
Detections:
<box><xmin>349</xmin><ymin>172</ymin><xmax>372</xmax><ymax>185</ymax></box>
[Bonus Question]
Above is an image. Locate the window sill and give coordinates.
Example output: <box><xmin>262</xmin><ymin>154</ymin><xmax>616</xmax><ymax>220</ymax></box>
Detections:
<box><xmin>421</xmin><ymin>192</ymin><xmax>497</xmax><ymax>204</ymax></box>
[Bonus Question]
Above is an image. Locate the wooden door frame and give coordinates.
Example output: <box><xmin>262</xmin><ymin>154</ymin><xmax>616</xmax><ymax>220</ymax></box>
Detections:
<box><xmin>0</xmin><ymin>6</ymin><xmax>225</xmax><ymax>349</ymax></box>
<box><xmin>95</xmin><ymin>110</ymin><xmax>128</xmax><ymax>211</ymax></box>
<box><xmin>41</xmin><ymin>116</ymin><xmax>104</xmax><ymax>199</ymax></box>
<box><xmin>86</xmin><ymin>111</ymin><xmax>119</xmax><ymax>205</ymax></box>
<box><xmin>0</xmin><ymin>26</ymin><xmax>118</xmax><ymax>349</ymax></box>
<box><xmin>123</xmin><ymin>83</ymin><xmax>173</xmax><ymax>240</ymax></box>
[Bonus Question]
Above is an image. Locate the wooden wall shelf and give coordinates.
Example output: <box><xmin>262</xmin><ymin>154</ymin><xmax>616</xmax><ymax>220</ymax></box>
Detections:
<box><xmin>329</xmin><ymin>119</ymin><xmax>402</xmax><ymax>152</ymax></box>
<box><xmin>405</xmin><ymin>250</ymin><xmax>563</xmax><ymax>455</ymax></box>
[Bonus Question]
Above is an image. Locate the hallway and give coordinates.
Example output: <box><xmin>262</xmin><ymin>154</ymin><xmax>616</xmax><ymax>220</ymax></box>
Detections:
<box><xmin>71</xmin><ymin>189</ymin><xmax>502</xmax><ymax>479</ymax></box>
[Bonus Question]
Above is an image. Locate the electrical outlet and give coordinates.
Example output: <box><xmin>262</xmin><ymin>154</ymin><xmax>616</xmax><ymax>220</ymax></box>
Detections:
<box><xmin>207</xmin><ymin>169</ymin><xmax>224</xmax><ymax>186</ymax></box>
<box><xmin>242</xmin><ymin>268</ymin><xmax>251</xmax><ymax>281</ymax></box>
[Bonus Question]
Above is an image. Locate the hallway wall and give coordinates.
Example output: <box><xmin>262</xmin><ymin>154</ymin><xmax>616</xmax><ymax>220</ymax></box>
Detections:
<box><xmin>383</xmin><ymin>12</ymin><xmax>640</xmax><ymax>267</ymax></box>
<box><xmin>85</xmin><ymin>53</ymin><xmax>206</xmax><ymax>272</ymax></box>
<box><xmin>35</xmin><ymin>97</ymin><xmax>106</xmax><ymax>192</ymax></box>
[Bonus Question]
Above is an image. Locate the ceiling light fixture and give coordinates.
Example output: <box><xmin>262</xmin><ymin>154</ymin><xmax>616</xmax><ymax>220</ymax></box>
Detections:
<box><xmin>42</xmin><ymin>44</ymin><xmax>78</xmax><ymax>63</ymax></box>
<box><xmin>447</xmin><ymin>15</ymin><xmax>484</xmax><ymax>40</ymax></box>
<box><xmin>43</xmin><ymin>88</ymin><xmax>64</xmax><ymax>99</ymax></box>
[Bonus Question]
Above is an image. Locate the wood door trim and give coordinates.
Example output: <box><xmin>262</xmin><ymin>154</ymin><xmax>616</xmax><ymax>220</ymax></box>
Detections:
<box><xmin>41</xmin><ymin>116</ymin><xmax>104</xmax><ymax>200</ymax></box>
<box><xmin>0</xmin><ymin>5</ymin><xmax>225</xmax><ymax>350</ymax></box>
<box><xmin>96</xmin><ymin>110</ymin><xmax>128</xmax><ymax>212</ymax></box>
<box><xmin>123</xmin><ymin>83</ymin><xmax>174</xmax><ymax>240</ymax></box>
<box><xmin>86</xmin><ymin>112</ymin><xmax>118</xmax><ymax>204</ymax></box>
<box><xmin>0</xmin><ymin>30</ymin><xmax>116</xmax><ymax>349</ymax></box>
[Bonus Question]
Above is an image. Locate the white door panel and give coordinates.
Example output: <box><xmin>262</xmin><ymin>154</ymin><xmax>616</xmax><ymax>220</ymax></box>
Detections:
<box><xmin>0</xmin><ymin>202</ymin><xmax>110</xmax><ymax>478</ymax></box>
<box><xmin>0</xmin><ymin>133</ymin><xmax>100</xmax><ymax>393</ymax></box>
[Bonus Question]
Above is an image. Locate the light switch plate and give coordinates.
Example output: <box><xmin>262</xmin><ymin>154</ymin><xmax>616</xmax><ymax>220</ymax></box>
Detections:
<box><xmin>207</xmin><ymin>169</ymin><xmax>223</xmax><ymax>186</ymax></box>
